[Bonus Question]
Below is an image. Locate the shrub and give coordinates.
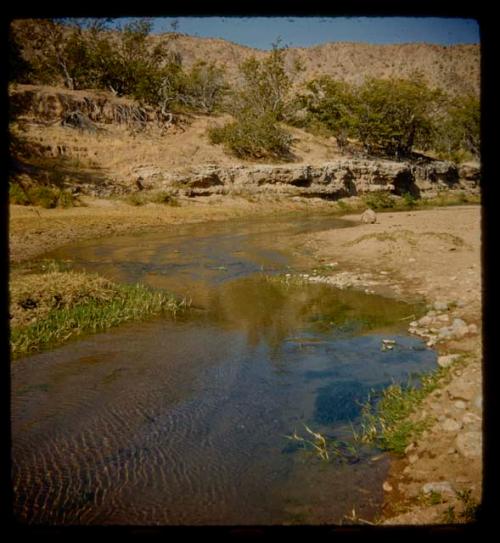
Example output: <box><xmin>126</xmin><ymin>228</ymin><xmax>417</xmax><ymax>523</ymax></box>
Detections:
<box><xmin>9</xmin><ymin>182</ymin><xmax>30</xmax><ymax>205</ymax></box>
<box><xmin>9</xmin><ymin>182</ymin><xmax>75</xmax><ymax>208</ymax></box>
<box><xmin>363</xmin><ymin>191</ymin><xmax>396</xmax><ymax>210</ymax></box>
<box><xmin>209</xmin><ymin>112</ymin><xmax>292</xmax><ymax>160</ymax></box>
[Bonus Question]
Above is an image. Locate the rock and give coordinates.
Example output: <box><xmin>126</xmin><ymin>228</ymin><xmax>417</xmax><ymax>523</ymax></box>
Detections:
<box><xmin>454</xmin><ymin>400</ymin><xmax>467</xmax><ymax>409</ymax></box>
<box><xmin>361</xmin><ymin>209</ymin><xmax>377</xmax><ymax>224</ymax></box>
<box><xmin>405</xmin><ymin>442</ymin><xmax>416</xmax><ymax>454</ymax></box>
<box><xmin>437</xmin><ymin>354</ymin><xmax>461</xmax><ymax>368</ymax></box>
<box><xmin>418</xmin><ymin>315</ymin><xmax>433</xmax><ymax>327</ymax></box>
<box><xmin>438</xmin><ymin>327</ymin><xmax>453</xmax><ymax>339</ymax></box>
<box><xmin>456</xmin><ymin>431</ymin><xmax>482</xmax><ymax>458</ymax></box>
<box><xmin>462</xmin><ymin>412</ymin><xmax>481</xmax><ymax>425</ymax></box>
<box><xmin>441</xmin><ymin>418</ymin><xmax>462</xmax><ymax>432</ymax></box>
<box><xmin>451</xmin><ymin>318</ymin><xmax>469</xmax><ymax>338</ymax></box>
<box><xmin>447</xmin><ymin>381</ymin><xmax>476</xmax><ymax>402</ymax></box>
<box><xmin>383</xmin><ymin>481</ymin><xmax>393</xmax><ymax>492</ymax></box>
<box><xmin>434</xmin><ymin>301</ymin><xmax>449</xmax><ymax>311</ymax></box>
<box><xmin>436</xmin><ymin>314</ymin><xmax>450</xmax><ymax>323</ymax></box>
<box><xmin>408</xmin><ymin>454</ymin><xmax>419</xmax><ymax>464</ymax></box>
<box><xmin>474</xmin><ymin>394</ymin><xmax>482</xmax><ymax>410</ymax></box>
<box><xmin>468</xmin><ymin>324</ymin><xmax>478</xmax><ymax>335</ymax></box>
<box><xmin>422</xmin><ymin>481</ymin><xmax>455</xmax><ymax>496</ymax></box>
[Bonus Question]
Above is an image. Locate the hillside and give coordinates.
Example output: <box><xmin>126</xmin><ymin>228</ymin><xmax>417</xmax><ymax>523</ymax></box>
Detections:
<box><xmin>155</xmin><ymin>33</ymin><xmax>480</xmax><ymax>96</ymax></box>
<box><xmin>10</xmin><ymin>19</ymin><xmax>480</xmax><ymax>97</ymax></box>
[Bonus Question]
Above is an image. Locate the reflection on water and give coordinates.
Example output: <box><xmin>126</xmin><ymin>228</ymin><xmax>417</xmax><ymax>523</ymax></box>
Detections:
<box><xmin>12</xmin><ymin>214</ymin><xmax>437</xmax><ymax>525</ymax></box>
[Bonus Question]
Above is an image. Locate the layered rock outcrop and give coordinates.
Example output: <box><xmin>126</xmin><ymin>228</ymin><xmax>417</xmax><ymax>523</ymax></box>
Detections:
<box><xmin>132</xmin><ymin>159</ymin><xmax>479</xmax><ymax>199</ymax></box>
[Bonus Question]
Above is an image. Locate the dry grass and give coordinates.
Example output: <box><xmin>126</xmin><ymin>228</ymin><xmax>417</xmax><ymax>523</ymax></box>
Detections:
<box><xmin>10</xmin><ymin>263</ymin><xmax>186</xmax><ymax>358</ymax></box>
<box><xmin>10</xmin><ymin>266</ymin><xmax>118</xmax><ymax>328</ymax></box>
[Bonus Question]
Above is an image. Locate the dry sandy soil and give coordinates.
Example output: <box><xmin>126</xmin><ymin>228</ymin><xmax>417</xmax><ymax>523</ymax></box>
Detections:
<box><xmin>8</xmin><ymin>200</ymin><xmax>483</xmax><ymax>525</ymax></box>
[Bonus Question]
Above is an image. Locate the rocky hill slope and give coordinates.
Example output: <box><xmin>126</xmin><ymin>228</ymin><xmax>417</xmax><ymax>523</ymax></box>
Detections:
<box><xmin>155</xmin><ymin>34</ymin><xmax>480</xmax><ymax>96</ymax></box>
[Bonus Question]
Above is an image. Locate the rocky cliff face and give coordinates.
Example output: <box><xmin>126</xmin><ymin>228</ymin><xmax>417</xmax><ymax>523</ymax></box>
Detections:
<box><xmin>133</xmin><ymin>159</ymin><xmax>479</xmax><ymax>200</ymax></box>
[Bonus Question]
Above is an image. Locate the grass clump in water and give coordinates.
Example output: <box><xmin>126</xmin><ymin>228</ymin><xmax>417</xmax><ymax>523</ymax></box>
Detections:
<box><xmin>10</xmin><ymin>264</ymin><xmax>187</xmax><ymax>358</ymax></box>
<box><xmin>357</xmin><ymin>358</ymin><xmax>466</xmax><ymax>454</ymax></box>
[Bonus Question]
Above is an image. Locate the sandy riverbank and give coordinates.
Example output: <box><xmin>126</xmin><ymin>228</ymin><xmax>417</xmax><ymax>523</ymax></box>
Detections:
<box><xmin>292</xmin><ymin>205</ymin><xmax>482</xmax><ymax>524</ymax></box>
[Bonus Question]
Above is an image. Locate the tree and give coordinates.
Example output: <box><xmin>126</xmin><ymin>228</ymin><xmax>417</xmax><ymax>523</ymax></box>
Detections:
<box><xmin>296</xmin><ymin>76</ymin><xmax>358</xmax><ymax>150</ymax></box>
<box><xmin>433</xmin><ymin>94</ymin><xmax>480</xmax><ymax>161</ymax></box>
<box><xmin>209</xmin><ymin>39</ymin><xmax>294</xmax><ymax>160</ymax></box>
<box><xmin>354</xmin><ymin>76</ymin><xmax>442</xmax><ymax>158</ymax></box>
<box><xmin>178</xmin><ymin>61</ymin><xmax>228</xmax><ymax>113</ymax></box>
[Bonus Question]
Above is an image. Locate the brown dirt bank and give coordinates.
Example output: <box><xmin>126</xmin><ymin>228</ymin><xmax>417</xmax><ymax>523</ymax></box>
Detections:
<box><xmin>292</xmin><ymin>205</ymin><xmax>482</xmax><ymax>524</ymax></box>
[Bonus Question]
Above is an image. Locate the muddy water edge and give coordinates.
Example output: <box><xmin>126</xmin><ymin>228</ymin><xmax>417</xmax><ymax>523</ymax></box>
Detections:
<box><xmin>11</xmin><ymin>213</ymin><xmax>437</xmax><ymax>525</ymax></box>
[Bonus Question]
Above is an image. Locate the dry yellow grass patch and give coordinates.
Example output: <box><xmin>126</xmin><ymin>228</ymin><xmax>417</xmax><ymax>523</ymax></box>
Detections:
<box><xmin>9</xmin><ymin>268</ymin><xmax>117</xmax><ymax>328</ymax></box>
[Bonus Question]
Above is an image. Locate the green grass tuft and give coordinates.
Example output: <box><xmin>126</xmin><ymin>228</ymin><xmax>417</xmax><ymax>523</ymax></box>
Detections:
<box><xmin>10</xmin><ymin>275</ymin><xmax>187</xmax><ymax>359</ymax></box>
<box><xmin>357</xmin><ymin>358</ymin><xmax>466</xmax><ymax>454</ymax></box>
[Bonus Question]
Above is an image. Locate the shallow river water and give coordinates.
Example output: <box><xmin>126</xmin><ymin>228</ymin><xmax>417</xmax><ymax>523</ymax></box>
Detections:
<box><xmin>11</xmin><ymin>214</ymin><xmax>437</xmax><ymax>525</ymax></box>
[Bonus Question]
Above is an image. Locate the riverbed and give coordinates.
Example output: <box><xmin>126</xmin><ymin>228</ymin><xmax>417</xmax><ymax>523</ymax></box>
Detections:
<box><xmin>11</xmin><ymin>213</ymin><xmax>438</xmax><ymax>525</ymax></box>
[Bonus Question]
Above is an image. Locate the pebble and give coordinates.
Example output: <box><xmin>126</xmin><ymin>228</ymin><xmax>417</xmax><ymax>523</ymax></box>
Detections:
<box><xmin>474</xmin><ymin>394</ymin><xmax>482</xmax><ymax>410</ymax></box>
<box><xmin>434</xmin><ymin>301</ymin><xmax>449</xmax><ymax>311</ymax></box>
<box><xmin>436</xmin><ymin>314</ymin><xmax>450</xmax><ymax>323</ymax></box>
<box><xmin>408</xmin><ymin>454</ymin><xmax>419</xmax><ymax>464</ymax></box>
<box><xmin>441</xmin><ymin>418</ymin><xmax>462</xmax><ymax>432</ymax></box>
<box><xmin>454</xmin><ymin>400</ymin><xmax>467</xmax><ymax>409</ymax></box>
<box><xmin>383</xmin><ymin>481</ymin><xmax>393</xmax><ymax>492</ymax></box>
<box><xmin>462</xmin><ymin>412</ymin><xmax>481</xmax><ymax>425</ymax></box>
<box><xmin>418</xmin><ymin>315</ymin><xmax>433</xmax><ymax>327</ymax></box>
<box><xmin>468</xmin><ymin>324</ymin><xmax>478</xmax><ymax>335</ymax></box>
<box><xmin>448</xmin><ymin>381</ymin><xmax>476</xmax><ymax>402</ymax></box>
<box><xmin>405</xmin><ymin>442</ymin><xmax>416</xmax><ymax>454</ymax></box>
<box><xmin>451</xmin><ymin>318</ymin><xmax>469</xmax><ymax>338</ymax></box>
<box><xmin>437</xmin><ymin>354</ymin><xmax>461</xmax><ymax>368</ymax></box>
<box><xmin>456</xmin><ymin>431</ymin><xmax>482</xmax><ymax>458</ymax></box>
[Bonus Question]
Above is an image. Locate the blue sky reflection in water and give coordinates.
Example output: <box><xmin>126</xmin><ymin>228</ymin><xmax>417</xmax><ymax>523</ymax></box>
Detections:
<box><xmin>12</xmin><ymin>216</ymin><xmax>438</xmax><ymax>524</ymax></box>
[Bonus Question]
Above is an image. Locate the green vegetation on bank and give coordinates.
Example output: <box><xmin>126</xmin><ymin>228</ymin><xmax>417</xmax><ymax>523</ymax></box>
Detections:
<box><xmin>356</xmin><ymin>356</ymin><xmax>467</xmax><ymax>454</ymax></box>
<box><xmin>10</xmin><ymin>263</ymin><xmax>187</xmax><ymax>358</ymax></box>
<box><xmin>9</xmin><ymin>18</ymin><xmax>479</xmax><ymax>164</ymax></box>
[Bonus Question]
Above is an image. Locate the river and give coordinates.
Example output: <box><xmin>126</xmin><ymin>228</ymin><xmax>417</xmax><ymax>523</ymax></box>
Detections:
<box><xmin>11</xmin><ymin>213</ymin><xmax>437</xmax><ymax>525</ymax></box>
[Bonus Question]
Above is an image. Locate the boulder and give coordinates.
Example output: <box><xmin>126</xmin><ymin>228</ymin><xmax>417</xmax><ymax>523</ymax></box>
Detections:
<box><xmin>361</xmin><ymin>209</ymin><xmax>377</xmax><ymax>224</ymax></box>
<box><xmin>422</xmin><ymin>481</ymin><xmax>455</xmax><ymax>496</ymax></box>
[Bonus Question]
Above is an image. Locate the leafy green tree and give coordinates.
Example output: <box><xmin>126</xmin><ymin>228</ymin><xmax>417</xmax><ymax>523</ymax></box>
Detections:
<box><xmin>433</xmin><ymin>94</ymin><xmax>480</xmax><ymax>161</ymax></box>
<box><xmin>209</xmin><ymin>39</ymin><xmax>294</xmax><ymax>160</ymax></box>
<box><xmin>354</xmin><ymin>76</ymin><xmax>443</xmax><ymax>158</ymax></box>
<box><xmin>235</xmin><ymin>42</ymin><xmax>291</xmax><ymax>120</ymax></box>
<box><xmin>178</xmin><ymin>61</ymin><xmax>228</xmax><ymax>113</ymax></box>
<box><xmin>295</xmin><ymin>76</ymin><xmax>358</xmax><ymax>150</ymax></box>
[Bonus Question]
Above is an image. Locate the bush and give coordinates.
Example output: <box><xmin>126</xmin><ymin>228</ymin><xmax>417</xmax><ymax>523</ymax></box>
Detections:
<box><xmin>209</xmin><ymin>112</ymin><xmax>292</xmax><ymax>160</ymax></box>
<box><xmin>9</xmin><ymin>183</ymin><xmax>30</xmax><ymax>205</ymax></box>
<box><xmin>363</xmin><ymin>191</ymin><xmax>396</xmax><ymax>210</ymax></box>
<box><xmin>9</xmin><ymin>182</ymin><xmax>75</xmax><ymax>208</ymax></box>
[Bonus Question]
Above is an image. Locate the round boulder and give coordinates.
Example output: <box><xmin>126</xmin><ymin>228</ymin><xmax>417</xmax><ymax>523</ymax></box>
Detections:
<box><xmin>361</xmin><ymin>209</ymin><xmax>377</xmax><ymax>224</ymax></box>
